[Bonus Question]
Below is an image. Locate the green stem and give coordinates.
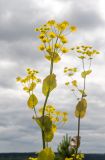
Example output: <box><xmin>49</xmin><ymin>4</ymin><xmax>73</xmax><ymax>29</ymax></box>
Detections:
<box><xmin>74</xmin><ymin>115</ymin><xmax>80</xmax><ymax>160</ymax></box>
<box><xmin>41</xmin><ymin>58</ymin><xmax>54</xmax><ymax>149</ymax></box>
<box><xmin>74</xmin><ymin>59</ymin><xmax>86</xmax><ymax>160</ymax></box>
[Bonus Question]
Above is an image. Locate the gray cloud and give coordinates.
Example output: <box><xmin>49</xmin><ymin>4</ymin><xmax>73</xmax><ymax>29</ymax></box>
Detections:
<box><xmin>62</xmin><ymin>0</ymin><xmax>105</xmax><ymax>31</ymax></box>
<box><xmin>0</xmin><ymin>0</ymin><xmax>105</xmax><ymax>154</ymax></box>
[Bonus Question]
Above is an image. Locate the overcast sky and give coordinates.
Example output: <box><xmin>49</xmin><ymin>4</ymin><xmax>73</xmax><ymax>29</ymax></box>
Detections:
<box><xmin>0</xmin><ymin>0</ymin><xmax>105</xmax><ymax>153</ymax></box>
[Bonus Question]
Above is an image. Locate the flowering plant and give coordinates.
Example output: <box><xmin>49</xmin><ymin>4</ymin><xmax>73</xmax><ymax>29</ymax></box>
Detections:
<box><xmin>17</xmin><ymin>20</ymin><xmax>77</xmax><ymax>160</ymax></box>
<box><xmin>17</xmin><ymin>20</ymin><xmax>100</xmax><ymax>160</ymax></box>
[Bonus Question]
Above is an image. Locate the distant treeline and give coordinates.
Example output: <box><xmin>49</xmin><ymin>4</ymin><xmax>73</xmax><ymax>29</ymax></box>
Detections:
<box><xmin>0</xmin><ymin>153</ymin><xmax>105</xmax><ymax>160</ymax></box>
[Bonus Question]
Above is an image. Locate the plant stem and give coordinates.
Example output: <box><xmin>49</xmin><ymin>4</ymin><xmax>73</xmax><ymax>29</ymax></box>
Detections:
<box><xmin>74</xmin><ymin>115</ymin><xmax>80</xmax><ymax>160</ymax></box>
<box><xmin>74</xmin><ymin>59</ymin><xmax>86</xmax><ymax>160</ymax></box>
<box><xmin>41</xmin><ymin>58</ymin><xmax>54</xmax><ymax>149</ymax></box>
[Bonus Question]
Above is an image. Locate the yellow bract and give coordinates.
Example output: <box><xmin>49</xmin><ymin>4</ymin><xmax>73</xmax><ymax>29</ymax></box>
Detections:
<box><xmin>42</xmin><ymin>74</ymin><xmax>57</xmax><ymax>96</ymax></box>
<box><xmin>35</xmin><ymin>116</ymin><xmax>52</xmax><ymax>131</ymax></box>
<box><xmin>44</xmin><ymin>130</ymin><xmax>54</xmax><ymax>142</ymax></box>
<box><xmin>38</xmin><ymin>148</ymin><xmax>55</xmax><ymax>160</ymax></box>
<box><xmin>75</xmin><ymin>98</ymin><xmax>87</xmax><ymax>118</ymax></box>
<box><xmin>27</xmin><ymin>94</ymin><xmax>38</xmax><ymax>109</ymax></box>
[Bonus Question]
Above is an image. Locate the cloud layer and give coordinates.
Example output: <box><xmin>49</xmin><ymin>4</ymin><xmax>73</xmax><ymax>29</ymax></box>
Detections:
<box><xmin>0</xmin><ymin>0</ymin><xmax>105</xmax><ymax>153</ymax></box>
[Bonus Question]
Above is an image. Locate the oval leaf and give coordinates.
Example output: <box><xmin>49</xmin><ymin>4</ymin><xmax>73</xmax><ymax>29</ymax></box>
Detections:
<box><xmin>75</xmin><ymin>109</ymin><xmax>86</xmax><ymax>118</ymax></box>
<box><xmin>42</xmin><ymin>74</ymin><xmax>57</xmax><ymax>96</ymax></box>
<box><xmin>38</xmin><ymin>148</ymin><xmax>55</xmax><ymax>160</ymax></box>
<box><xmin>75</xmin><ymin>98</ymin><xmax>87</xmax><ymax>118</ymax></box>
<box><xmin>35</xmin><ymin>116</ymin><xmax>52</xmax><ymax>131</ymax></box>
<box><xmin>27</xmin><ymin>94</ymin><xmax>38</xmax><ymax>109</ymax></box>
<box><xmin>76</xmin><ymin>98</ymin><xmax>87</xmax><ymax>112</ymax></box>
<box><xmin>44</xmin><ymin>130</ymin><xmax>54</xmax><ymax>142</ymax></box>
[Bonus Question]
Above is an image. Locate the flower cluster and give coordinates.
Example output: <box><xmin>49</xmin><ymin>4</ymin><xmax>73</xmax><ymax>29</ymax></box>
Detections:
<box><xmin>65</xmin><ymin>153</ymin><xmax>84</xmax><ymax>160</ymax></box>
<box><xmin>38</xmin><ymin>105</ymin><xmax>68</xmax><ymax>123</ymax></box>
<box><xmin>71</xmin><ymin>45</ymin><xmax>100</xmax><ymax>59</ymax></box>
<box><xmin>32</xmin><ymin>105</ymin><xmax>68</xmax><ymax>143</ymax></box>
<box><xmin>35</xmin><ymin>20</ymin><xmax>77</xmax><ymax>63</ymax></box>
<box><xmin>16</xmin><ymin>68</ymin><xmax>41</xmax><ymax>94</ymax></box>
<box><xmin>64</xmin><ymin>46</ymin><xmax>100</xmax><ymax>100</ymax></box>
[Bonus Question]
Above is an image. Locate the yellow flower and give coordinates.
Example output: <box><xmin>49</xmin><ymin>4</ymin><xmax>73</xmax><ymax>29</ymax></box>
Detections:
<box><xmin>72</xmin><ymin>80</ymin><xmax>77</xmax><ymax>87</ymax></box>
<box><xmin>26</xmin><ymin>68</ymin><xmax>31</xmax><ymax>72</ymax></box>
<box><xmin>42</xmin><ymin>37</ymin><xmax>49</xmax><ymax>43</ymax></box>
<box><xmin>61</xmin><ymin>37</ymin><xmax>68</xmax><ymax>44</ymax></box>
<box><xmin>46</xmin><ymin>46</ymin><xmax>52</xmax><ymax>53</ymax></box>
<box><xmin>54</xmin><ymin>43</ymin><xmax>61</xmax><ymax>49</ymax></box>
<box><xmin>58</xmin><ymin>34</ymin><xmax>65</xmax><ymax>40</ymax></box>
<box><xmin>16</xmin><ymin>76</ymin><xmax>21</xmax><ymax>82</ymax></box>
<box><xmin>55</xmin><ymin>111</ymin><xmax>61</xmax><ymax>116</ymax></box>
<box><xmin>57</xmin><ymin>21</ymin><xmax>69</xmax><ymax>30</ymax></box>
<box><xmin>61</xmin><ymin>47</ymin><xmax>69</xmax><ymax>53</ymax></box>
<box><xmin>70</xmin><ymin>26</ymin><xmax>77</xmax><ymax>32</ymax></box>
<box><xmin>38</xmin><ymin>44</ymin><xmax>45</xmax><ymax>51</ymax></box>
<box><xmin>23</xmin><ymin>86</ymin><xmax>29</xmax><ymax>92</ymax></box>
<box><xmin>34</xmin><ymin>28</ymin><xmax>39</xmax><ymax>32</ymax></box>
<box><xmin>49</xmin><ymin>32</ymin><xmax>56</xmax><ymax>38</ymax></box>
<box><xmin>45</xmin><ymin>105</ymin><xmax>56</xmax><ymax>115</ymax></box>
<box><xmin>47</xmin><ymin>20</ymin><xmax>56</xmax><ymax>26</ymax></box>
<box><xmin>29</xmin><ymin>82</ymin><xmax>36</xmax><ymax>91</ymax></box>
<box><xmin>39</xmin><ymin>33</ymin><xmax>45</xmax><ymax>39</ymax></box>
<box><xmin>21</xmin><ymin>78</ymin><xmax>27</xmax><ymax>83</ymax></box>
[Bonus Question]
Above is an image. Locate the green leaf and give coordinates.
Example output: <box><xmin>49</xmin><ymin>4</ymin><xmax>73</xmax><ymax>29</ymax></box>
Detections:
<box><xmin>75</xmin><ymin>98</ymin><xmax>87</xmax><ymax>118</ymax></box>
<box><xmin>75</xmin><ymin>110</ymin><xmax>86</xmax><ymax>118</ymax></box>
<box><xmin>44</xmin><ymin>130</ymin><xmax>54</xmax><ymax>142</ymax></box>
<box><xmin>42</xmin><ymin>74</ymin><xmax>57</xmax><ymax>96</ymax></box>
<box><xmin>35</xmin><ymin>116</ymin><xmax>52</xmax><ymax>131</ymax></box>
<box><xmin>38</xmin><ymin>148</ymin><xmax>55</xmax><ymax>160</ymax></box>
<box><xmin>27</xmin><ymin>94</ymin><xmax>38</xmax><ymax>109</ymax></box>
